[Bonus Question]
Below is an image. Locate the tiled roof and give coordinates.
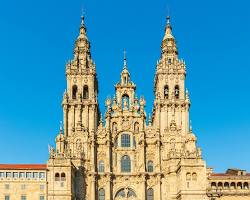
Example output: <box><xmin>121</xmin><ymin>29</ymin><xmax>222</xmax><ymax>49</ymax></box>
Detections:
<box><xmin>0</xmin><ymin>164</ymin><xmax>47</xmax><ymax>170</ymax></box>
<box><xmin>210</xmin><ymin>173</ymin><xmax>250</xmax><ymax>177</ymax></box>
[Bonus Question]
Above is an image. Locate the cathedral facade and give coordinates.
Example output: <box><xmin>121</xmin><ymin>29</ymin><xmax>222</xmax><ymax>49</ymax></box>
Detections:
<box><xmin>0</xmin><ymin>16</ymin><xmax>249</xmax><ymax>200</ymax></box>
<box><xmin>46</xmin><ymin>15</ymin><xmax>207</xmax><ymax>200</ymax></box>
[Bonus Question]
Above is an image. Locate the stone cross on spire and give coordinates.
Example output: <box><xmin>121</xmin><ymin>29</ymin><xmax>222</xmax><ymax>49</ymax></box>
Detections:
<box><xmin>123</xmin><ymin>49</ymin><xmax>127</xmax><ymax>69</ymax></box>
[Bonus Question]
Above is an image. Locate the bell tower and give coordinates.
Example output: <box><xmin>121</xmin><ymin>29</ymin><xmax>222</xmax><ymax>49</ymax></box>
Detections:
<box><xmin>48</xmin><ymin>16</ymin><xmax>100</xmax><ymax>200</ymax></box>
<box><xmin>63</xmin><ymin>15</ymin><xmax>99</xmax><ymax>140</ymax></box>
<box><xmin>152</xmin><ymin>16</ymin><xmax>189</xmax><ymax>136</ymax></box>
<box><xmin>150</xmin><ymin>17</ymin><xmax>207</xmax><ymax>200</ymax></box>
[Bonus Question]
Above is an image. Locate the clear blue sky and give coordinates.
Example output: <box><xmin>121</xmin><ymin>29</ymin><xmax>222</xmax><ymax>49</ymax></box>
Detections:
<box><xmin>0</xmin><ymin>0</ymin><xmax>249</xmax><ymax>172</ymax></box>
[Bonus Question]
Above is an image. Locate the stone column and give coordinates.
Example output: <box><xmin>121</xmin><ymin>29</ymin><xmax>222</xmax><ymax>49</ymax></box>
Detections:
<box><xmin>91</xmin><ymin>174</ymin><xmax>96</xmax><ymax>200</ymax></box>
<box><xmin>141</xmin><ymin>174</ymin><xmax>146</xmax><ymax>200</ymax></box>
<box><xmin>106</xmin><ymin>174</ymin><xmax>112</xmax><ymax>200</ymax></box>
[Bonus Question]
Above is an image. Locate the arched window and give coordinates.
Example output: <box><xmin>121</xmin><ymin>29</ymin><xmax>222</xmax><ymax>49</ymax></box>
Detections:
<box><xmin>83</xmin><ymin>85</ymin><xmax>89</xmax><ymax>99</ymax></box>
<box><xmin>147</xmin><ymin>161</ymin><xmax>154</xmax><ymax>172</ymax></box>
<box><xmin>61</xmin><ymin>173</ymin><xmax>66</xmax><ymax>181</ymax></box>
<box><xmin>55</xmin><ymin>173</ymin><xmax>60</xmax><ymax>181</ymax></box>
<box><xmin>116</xmin><ymin>189</ymin><xmax>126</xmax><ymax>198</ymax></box>
<box><xmin>98</xmin><ymin>160</ymin><xmax>105</xmax><ymax>173</ymax></box>
<box><xmin>175</xmin><ymin>85</ymin><xmax>180</xmax><ymax>99</ymax></box>
<box><xmin>230</xmin><ymin>182</ymin><xmax>236</xmax><ymax>189</ymax></box>
<box><xmin>186</xmin><ymin>173</ymin><xmax>191</xmax><ymax>181</ymax></box>
<box><xmin>192</xmin><ymin>172</ymin><xmax>197</xmax><ymax>181</ymax></box>
<box><xmin>124</xmin><ymin>77</ymin><xmax>127</xmax><ymax>85</ymax></box>
<box><xmin>164</xmin><ymin>85</ymin><xmax>169</xmax><ymax>99</ymax></box>
<box><xmin>168</xmin><ymin>58</ymin><xmax>171</xmax><ymax>64</ymax></box>
<box><xmin>237</xmin><ymin>182</ymin><xmax>242</xmax><ymax>189</ymax></box>
<box><xmin>121</xmin><ymin>134</ymin><xmax>131</xmax><ymax>147</ymax></box>
<box><xmin>115</xmin><ymin>188</ymin><xmax>136</xmax><ymax>198</ymax></box>
<box><xmin>98</xmin><ymin>188</ymin><xmax>105</xmax><ymax>200</ymax></box>
<box><xmin>211</xmin><ymin>182</ymin><xmax>217</xmax><ymax>189</ymax></box>
<box><xmin>72</xmin><ymin>85</ymin><xmax>77</xmax><ymax>99</ymax></box>
<box><xmin>243</xmin><ymin>182</ymin><xmax>249</xmax><ymax>189</ymax></box>
<box><xmin>121</xmin><ymin>155</ymin><xmax>131</xmax><ymax>172</ymax></box>
<box><xmin>218</xmin><ymin>182</ymin><xmax>223</xmax><ymax>189</ymax></box>
<box><xmin>127</xmin><ymin>189</ymin><xmax>136</xmax><ymax>197</ymax></box>
<box><xmin>147</xmin><ymin>188</ymin><xmax>154</xmax><ymax>200</ymax></box>
<box><xmin>224</xmin><ymin>182</ymin><xmax>229</xmax><ymax>189</ymax></box>
<box><xmin>122</xmin><ymin>95</ymin><xmax>129</xmax><ymax>109</ymax></box>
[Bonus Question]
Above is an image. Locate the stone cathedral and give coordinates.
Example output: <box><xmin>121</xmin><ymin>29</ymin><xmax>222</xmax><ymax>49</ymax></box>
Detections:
<box><xmin>0</xmin><ymin>16</ymin><xmax>249</xmax><ymax>200</ymax></box>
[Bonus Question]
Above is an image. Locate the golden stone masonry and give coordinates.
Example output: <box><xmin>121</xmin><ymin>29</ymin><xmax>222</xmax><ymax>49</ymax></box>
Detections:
<box><xmin>0</xmin><ymin>16</ymin><xmax>249</xmax><ymax>200</ymax></box>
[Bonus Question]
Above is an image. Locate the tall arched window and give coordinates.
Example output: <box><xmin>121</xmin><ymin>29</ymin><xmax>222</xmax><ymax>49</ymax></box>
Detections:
<box><xmin>98</xmin><ymin>160</ymin><xmax>105</xmax><ymax>173</ymax></box>
<box><xmin>147</xmin><ymin>161</ymin><xmax>154</xmax><ymax>172</ymax></box>
<box><xmin>124</xmin><ymin>77</ymin><xmax>127</xmax><ymax>85</ymax></box>
<box><xmin>55</xmin><ymin>173</ymin><xmax>60</xmax><ymax>181</ymax></box>
<box><xmin>72</xmin><ymin>85</ymin><xmax>78</xmax><ymax>99</ymax></box>
<box><xmin>121</xmin><ymin>134</ymin><xmax>131</xmax><ymax>147</ymax></box>
<box><xmin>175</xmin><ymin>85</ymin><xmax>180</xmax><ymax>99</ymax></box>
<box><xmin>121</xmin><ymin>155</ymin><xmax>131</xmax><ymax>172</ymax></box>
<box><xmin>164</xmin><ymin>85</ymin><xmax>169</xmax><ymax>99</ymax></box>
<box><xmin>147</xmin><ymin>188</ymin><xmax>154</xmax><ymax>200</ymax></box>
<box><xmin>98</xmin><ymin>188</ymin><xmax>105</xmax><ymax>200</ymax></box>
<box><xmin>61</xmin><ymin>173</ymin><xmax>66</xmax><ymax>181</ymax></box>
<box><xmin>83</xmin><ymin>85</ymin><xmax>89</xmax><ymax>99</ymax></box>
<box><xmin>122</xmin><ymin>95</ymin><xmax>129</xmax><ymax>109</ymax></box>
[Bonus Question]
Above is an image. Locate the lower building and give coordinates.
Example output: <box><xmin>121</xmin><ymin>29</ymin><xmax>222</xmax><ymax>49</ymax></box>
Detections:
<box><xmin>0</xmin><ymin>164</ymin><xmax>47</xmax><ymax>200</ymax></box>
<box><xmin>1</xmin><ymin>16</ymin><xmax>249</xmax><ymax>200</ymax></box>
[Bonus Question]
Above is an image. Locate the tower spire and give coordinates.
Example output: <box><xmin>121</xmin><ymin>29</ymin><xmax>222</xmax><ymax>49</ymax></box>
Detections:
<box><xmin>161</xmin><ymin>16</ymin><xmax>178</xmax><ymax>56</ymax></box>
<box><xmin>73</xmin><ymin>15</ymin><xmax>91</xmax><ymax>59</ymax></box>
<box><xmin>79</xmin><ymin>15</ymin><xmax>87</xmax><ymax>40</ymax></box>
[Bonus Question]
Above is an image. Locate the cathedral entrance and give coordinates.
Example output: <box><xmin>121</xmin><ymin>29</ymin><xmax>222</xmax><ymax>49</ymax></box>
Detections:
<box><xmin>114</xmin><ymin>188</ymin><xmax>138</xmax><ymax>200</ymax></box>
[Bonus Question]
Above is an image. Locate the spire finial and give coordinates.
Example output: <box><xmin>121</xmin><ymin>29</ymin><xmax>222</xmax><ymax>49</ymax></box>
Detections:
<box><xmin>123</xmin><ymin>49</ymin><xmax>127</xmax><ymax>69</ymax></box>
<box><xmin>167</xmin><ymin>16</ymin><xmax>171</xmax><ymax>25</ymax></box>
<box><xmin>81</xmin><ymin>15</ymin><xmax>84</xmax><ymax>26</ymax></box>
<box><xmin>81</xmin><ymin>6</ymin><xmax>85</xmax><ymax>25</ymax></box>
<box><xmin>59</xmin><ymin>121</ymin><xmax>63</xmax><ymax>133</ymax></box>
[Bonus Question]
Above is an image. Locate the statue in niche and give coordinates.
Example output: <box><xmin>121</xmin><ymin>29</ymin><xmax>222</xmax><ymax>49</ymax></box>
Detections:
<box><xmin>76</xmin><ymin>139</ymin><xmax>82</xmax><ymax>152</ymax></box>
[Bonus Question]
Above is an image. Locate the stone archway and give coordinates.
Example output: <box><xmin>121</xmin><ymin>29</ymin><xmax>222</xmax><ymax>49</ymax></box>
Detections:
<box><xmin>115</xmin><ymin>187</ymin><xmax>138</xmax><ymax>200</ymax></box>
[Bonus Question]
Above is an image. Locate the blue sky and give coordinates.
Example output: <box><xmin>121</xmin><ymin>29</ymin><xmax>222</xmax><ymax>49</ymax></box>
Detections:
<box><xmin>0</xmin><ymin>0</ymin><xmax>249</xmax><ymax>172</ymax></box>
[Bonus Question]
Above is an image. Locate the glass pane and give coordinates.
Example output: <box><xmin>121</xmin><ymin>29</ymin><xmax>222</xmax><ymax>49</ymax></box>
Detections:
<box><xmin>121</xmin><ymin>134</ymin><xmax>131</xmax><ymax>147</ymax></box>
<box><xmin>121</xmin><ymin>155</ymin><xmax>131</xmax><ymax>172</ymax></box>
<box><xmin>98</xmin><ymin>188</ymin><xmax>105</xmax><ymax>200</ymax></box>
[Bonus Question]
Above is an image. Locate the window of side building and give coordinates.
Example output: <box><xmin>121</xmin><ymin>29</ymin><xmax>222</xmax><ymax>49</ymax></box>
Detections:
<box><xmin>26</xmin><ymin>172</ymin><xmax>32</xmax><ymax>179</ymax></box>
<box><xmin>5</xmin><ymin>195</ymin><xmax>10</xmax><ymax>200</ymax></box>
<box><xmin>40</xmin><ymin>195</ymin><xmax>45</xmax><ymax>200</ymax></box>
<box><xmin>33</xmin><ymin>172</ymin><xmax>39</xmax><ymax>179</ymax></box>
<box><xmin>19</xmin><ymin>172</ymin><xmax>25</xmax><ymax>178</ymax></box>
<box><xmin>0</xmin><ymin>172</ymin><xmax>5</xmax><ymax>178</ymax></box>
<box><xmin>21</xmin><ymin>195</ymin><xmax>26</xmax><ymax>200</ymax></box>
<box><xmin>6</xmin><ymin>172</ymin><xmax>12</xmax><ymax>178</ymax></box>
<box><xmin>13</xmin><ymin>172</ymin><xmax>18</xmax><ymax>179</ymax></box>
<box><xmin>39</xmin><ymin>172</ymin><xmax>45</xmax><ymax>179</ymax></box>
